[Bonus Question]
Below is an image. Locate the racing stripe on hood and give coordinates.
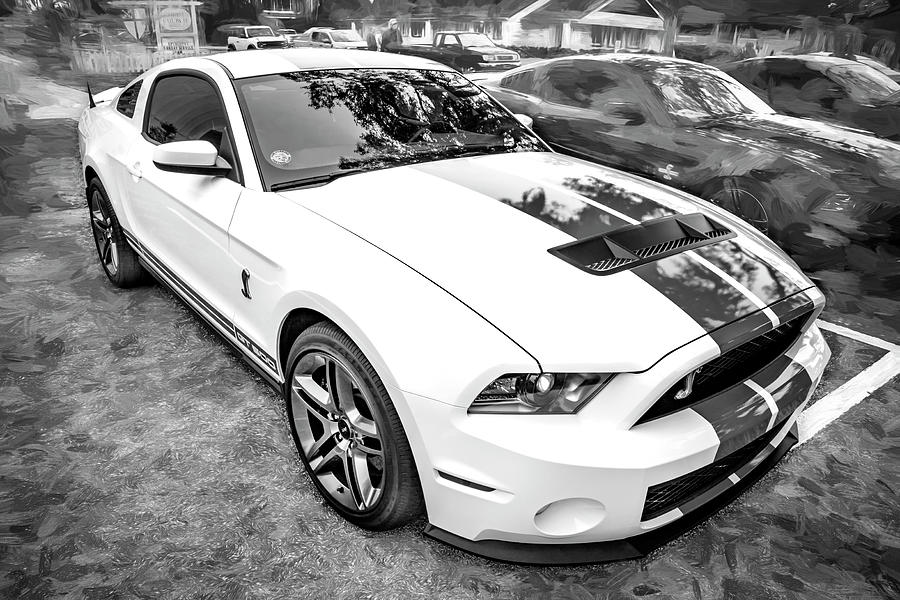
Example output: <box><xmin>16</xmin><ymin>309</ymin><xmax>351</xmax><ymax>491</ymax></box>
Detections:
<box><xmin>691</xmin><ymin>352</ymin><xmax>813</xmax><ymax>460</ymax></box>
<box><xmin>412</xmin><ymin>157</ymin><xmax>795</xmax><ymax>333</ymax></box>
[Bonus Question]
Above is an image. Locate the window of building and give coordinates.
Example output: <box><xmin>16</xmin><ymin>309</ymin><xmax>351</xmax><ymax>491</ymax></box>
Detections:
<box><xmin>410</xmin><ymin>21</ymin><xmax>425</xmax><ymax>38</ymax></box>
<box><xmin>116</xmin><ymin>80</ymin><xmax>142</xmax><ymax>119</ymax></box>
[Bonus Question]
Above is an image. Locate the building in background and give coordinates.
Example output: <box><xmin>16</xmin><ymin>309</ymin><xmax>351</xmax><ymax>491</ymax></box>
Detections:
<box><xmin>339</xmin><ymin>0</ymin><xmax>670</xmax><ymax>52</ymax></box>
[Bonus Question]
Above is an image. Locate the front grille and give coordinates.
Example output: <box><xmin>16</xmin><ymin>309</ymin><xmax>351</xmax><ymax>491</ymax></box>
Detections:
<box><xmin>258</xmin><ymin>41</ymin><xmax>286</xmax><ymax>48</ymax></box>
<box><xmin>636</xmin><ymin>314</ymin><xmax>808</xmax><ymax>425</ymax></box>
<box><xmin>495</xmin><ymin>54</ymin><xmax>517</xmax><ymax>61</ymax></box>
<box><xmin>642</xmin><ymin>426</ymin><xmax>781</xmax><ymax>521</ymax></box>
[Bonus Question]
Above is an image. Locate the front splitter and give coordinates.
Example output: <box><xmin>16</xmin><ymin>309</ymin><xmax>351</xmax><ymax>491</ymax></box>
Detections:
<box><xmin>424</xmin><ymin>427</ymin><xmax>798</xmax><ymax>565</ymax></box>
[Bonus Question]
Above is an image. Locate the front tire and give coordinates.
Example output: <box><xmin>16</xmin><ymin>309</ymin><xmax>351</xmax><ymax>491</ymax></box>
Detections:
<box><xmin>702</xmin><ymin>177</ymin><xmax>770</xmax><ymax>234</ymax></box>
<box><xmin>284</xmin><ymin>322</ymin><xmax>424</xmax><ymax>530</ymax></box>
<box><xmin>87</xmin><ymin>177</ymin><xmax>145</xmax><ymax>287</ymax></box>
<box><xmin>227</xmin><ymin>44</ymin><xmax>236</xmax><ymax>51</ymax></box>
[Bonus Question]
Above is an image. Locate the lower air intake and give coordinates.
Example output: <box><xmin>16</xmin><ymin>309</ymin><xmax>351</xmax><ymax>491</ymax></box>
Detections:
<box><xmin>642</xmin><ymin>426</ymin><xmax>781</xmax><ymax>521</ymax></box>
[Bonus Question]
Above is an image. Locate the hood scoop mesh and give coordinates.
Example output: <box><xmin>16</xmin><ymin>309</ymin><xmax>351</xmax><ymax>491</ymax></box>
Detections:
<box><xmin>549</xmin><ymin>213</ymin><xmax>735</xmax><ymax>275</ymax></box>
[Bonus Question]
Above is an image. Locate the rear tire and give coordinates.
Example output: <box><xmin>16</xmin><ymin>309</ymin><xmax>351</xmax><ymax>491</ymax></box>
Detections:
<box><xmin>284</xmin><ymin>322</ymin><xmax>424</xmax><ymax>530</ymax></box>
<box><xmin>86</xmin><ymin>177</ymin><xmax>145</xmax><ymax>288</ymax></box>
<box><xmin>247</xmin><ymin>45</ymin><xmax>257</xmax><ymax>50</ymax></box>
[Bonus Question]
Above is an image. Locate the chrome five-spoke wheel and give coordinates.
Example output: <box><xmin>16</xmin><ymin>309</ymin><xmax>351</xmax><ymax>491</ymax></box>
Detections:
<box><xmin>85</xmin><ymin>177</ymin><xmax>144</xmax><ymax>287</ymax></box>
<box><xmin>283</xmin><ymin>322</ymin><xmax>423</xmax><ymax>529</ymax></box>
<box><xmin>291</xmin><ymin>351</ymin><xmax>384</xmax><ymax>511</ymax></box>
<box><xmin>89</xmin><ymin>188</ymin><xmax>119</xmax><ymax>277</ymax></box>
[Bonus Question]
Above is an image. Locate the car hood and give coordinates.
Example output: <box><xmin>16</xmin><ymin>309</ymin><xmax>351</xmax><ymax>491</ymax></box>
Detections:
<box><xmin>699</xmin><ymin>113</ymin><xmax>900</xmax><ymax>184</ymax></box>
<box><xmin>283</xmin><ymin>152</ymin><xmax>815</xmax><ymax>372</ymax></box>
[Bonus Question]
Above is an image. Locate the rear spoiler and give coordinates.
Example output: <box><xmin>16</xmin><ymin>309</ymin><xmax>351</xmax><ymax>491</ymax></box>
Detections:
<box><xmin>86</xmin><ymin>81</ymin><xmax>123</xmax><ymax>108</ymax></box>
<box><xmin>549</xmin><ymin>213</ymin><xmax>736</xmax><ymax>276</ymax></box>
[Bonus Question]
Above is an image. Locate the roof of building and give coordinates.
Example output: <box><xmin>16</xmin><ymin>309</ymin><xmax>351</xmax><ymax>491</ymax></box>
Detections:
<box><xmin>204</xmin><ymin>48</ymin><xmax>452</xmax><ymax>79</ymax></box>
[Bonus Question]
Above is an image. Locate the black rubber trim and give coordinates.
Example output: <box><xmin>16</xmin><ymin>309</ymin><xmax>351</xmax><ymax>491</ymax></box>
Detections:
<box><xmin>423</xmin><ymin>427</ymin><xmax>798</xmax><ymax>566</ymax></box>
<box><xmin>436</xmin><ymin>471</ymin><xmax>496</xmax><ymax>492</ymax></box>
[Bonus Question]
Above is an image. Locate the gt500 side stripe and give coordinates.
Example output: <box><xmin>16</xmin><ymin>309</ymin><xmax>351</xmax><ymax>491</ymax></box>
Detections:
<box><xmin>121</xmin><ymin>229</ymin><xmax>280</xmax><ymax>376</ymax></box>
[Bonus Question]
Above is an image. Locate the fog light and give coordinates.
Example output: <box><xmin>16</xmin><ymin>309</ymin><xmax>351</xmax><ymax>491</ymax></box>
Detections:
<box><xmin>533</xmin><ymin>498</ymin><xmax>606</xmax><ymax>536</ymax></box>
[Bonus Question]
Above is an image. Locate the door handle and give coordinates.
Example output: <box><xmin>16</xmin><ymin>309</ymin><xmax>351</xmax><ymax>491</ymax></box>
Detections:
<box><xmin>128</xmin><ymin>162</ymin><xmax>142</xmax><ymax>179</ymax></box>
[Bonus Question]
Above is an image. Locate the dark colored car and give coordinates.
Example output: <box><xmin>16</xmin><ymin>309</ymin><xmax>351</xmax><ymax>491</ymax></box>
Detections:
<box><xmin>479</xmin><ymin>54</ymin><xmax>900</xmax><ymax>270</ymax></box>
<box><xmin>398</xmin><ymin>32</ymin><xmax>520</xmax><ymax>72</ymax></box>
<box><xmin>723</xmin><ymin>54</ymin><xmax>900</xmax><ymax>141</ymax></box>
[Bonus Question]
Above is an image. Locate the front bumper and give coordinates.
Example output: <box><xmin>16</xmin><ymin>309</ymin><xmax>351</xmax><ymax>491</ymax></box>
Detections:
<box><xmin>474</xmin><ymin>62</ymin><xmax>520</xmax><ymax>71</ymax></box>
<box><xmin>396</xmin><ymin>313</ymin><xmax>829</xmax><ymax>564</ymax></box>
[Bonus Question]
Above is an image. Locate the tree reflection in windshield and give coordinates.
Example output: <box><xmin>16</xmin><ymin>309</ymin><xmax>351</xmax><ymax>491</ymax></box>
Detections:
<box><xmin>235</xmin><ymin>69</ymin><xmax>544</xmax><ymax>190</ymax></box>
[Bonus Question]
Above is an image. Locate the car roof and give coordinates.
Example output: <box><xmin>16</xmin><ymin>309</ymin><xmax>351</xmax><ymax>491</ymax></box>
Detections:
<box><xmin>517</xmin><ymin>53</ymin><xmax>719</xmax><ymax>70</ymax></box>
<box><xmin>739</xmin><ymin>54</ymin><xmax>861</xmax><ymax>67</ymax></box>
<box><xmin>204</xmin><ymin>48</ymin><xmax>453</xmax><ymax>79</ymax></box>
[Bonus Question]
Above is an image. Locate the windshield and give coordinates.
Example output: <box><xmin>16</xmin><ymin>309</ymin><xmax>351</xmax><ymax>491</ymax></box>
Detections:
<box><xmin>826</xmin><ymin>63</ymin><xmax>900</xmax><ymax>102</ymax></box>
<box><xmin>247</xmin><ymin>27</ymin><xmax>275</xmax><ymax>37</ymax></box>
<box><xmin>331</xmin><ymin>30</ymin><xmax>362</xmax><ymax>42</ymax></box>
<box><xmin>235</xmin><ymin>69</ymin><xmax>544</xmax><ymax>190</ymax></box>
<box><xmin>457</xmin><ymin>33</ymin><xmax>495</xmax><ymax>47</ymax></box>
<box><xmin>638</xmin><ymin>61</ymin><xmax>774</xmax><ymax>122</ymax></box>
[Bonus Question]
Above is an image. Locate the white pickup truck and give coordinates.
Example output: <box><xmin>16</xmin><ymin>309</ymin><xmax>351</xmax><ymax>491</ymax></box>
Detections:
<box><xmin>226</xmin><ymin>26</ymin><xmax>288</xmax><ymax>51</ymax></box>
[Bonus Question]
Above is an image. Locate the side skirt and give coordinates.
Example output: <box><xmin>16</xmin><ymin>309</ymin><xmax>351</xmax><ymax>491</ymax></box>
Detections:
<box><xmin>121</xmin><ymin>229</ymin><xmax>283</xmax><ymax>393</ymax></box>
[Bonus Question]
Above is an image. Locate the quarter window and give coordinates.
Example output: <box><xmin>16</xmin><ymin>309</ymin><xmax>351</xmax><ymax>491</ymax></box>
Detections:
<box><xmin>144</xmin><ymin>74</ymin><xmax>228</xmax><ymax>148</ymax></box>
<box><xmin>116</xmin><ymin>80</ymin><xmax>142</xmax><ymax>118</ymax></box>
<box><xmin>501</xmin><ymin>69</ymin><xmax>536</xmax><ymax>95</ymax></box>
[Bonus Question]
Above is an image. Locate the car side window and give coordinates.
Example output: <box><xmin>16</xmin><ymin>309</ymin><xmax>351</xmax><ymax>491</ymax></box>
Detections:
<box><xmin>768</xmin><ymin>61</ymin><xmax>843</xmax><ymax>107</ymax></box>
<box><xmin>443</xmin><ymin>35</ymin><xmax>461</xmax><ymax>47</ymax></box>
<box><xmin>116</xmin><ymin>80</ymin><xmax>142</xmax><ymax>118</ymax></box>
<box><xmin>500</xmin><ymin>69</ymin><xmax>536</xmax><ymax>95</ymax></box>
<box><xmin>539</xmin><ymin>60</ymin><xmax>647</xmax><ymax>118</ymax></box>
<box><xmin>731</xmin><ymin>62</ymin><xmax>770</xmax><ymax>91</ymax></box>
<box><xmin>145</xmin><ymin>74</ymin><xmax>228</xmax><ymax>146</ymax></box>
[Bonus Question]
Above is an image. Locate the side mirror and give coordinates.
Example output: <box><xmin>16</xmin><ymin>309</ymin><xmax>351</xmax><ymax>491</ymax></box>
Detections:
<box><xmin>513</xmin><ymin>113</ymin><xmax>533</xmax><ymax>128</ymax></box>
<box><xmin>153</xmin><ymin>140</ymin><xmax>231</xmax><ymax>176</ymax></box>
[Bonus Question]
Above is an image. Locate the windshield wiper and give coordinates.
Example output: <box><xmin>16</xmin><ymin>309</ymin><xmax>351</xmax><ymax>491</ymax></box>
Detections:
<box><xmin>445</xmin><ymin>143</ymin><xmax>513</xmax><ymax>157</ymax></box>
<box><xmin>270</xmin><ymin>168</ymin><xmax>366</xmax><ymax>191</ymax></box>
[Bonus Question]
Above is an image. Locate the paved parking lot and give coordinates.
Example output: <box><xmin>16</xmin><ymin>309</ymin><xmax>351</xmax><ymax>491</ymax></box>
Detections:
<box><xmin>1</xmin><ymin>21</ymin><xmax>899</xmax><ymax>600</ymax></box>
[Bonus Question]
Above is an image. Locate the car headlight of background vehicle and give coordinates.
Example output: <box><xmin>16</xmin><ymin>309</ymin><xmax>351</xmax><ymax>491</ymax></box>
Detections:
<box><xmin>469</xmin><ymin>373</ymin><xmax>614</xmax><ymax>414</ymax></box>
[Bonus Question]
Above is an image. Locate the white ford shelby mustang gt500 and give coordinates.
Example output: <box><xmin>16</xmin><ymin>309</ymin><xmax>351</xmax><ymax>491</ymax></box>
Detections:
<box><xmin>79</xmin><ymin>49</ymin><xmax>830</xmax><ymax>564</ymax></box>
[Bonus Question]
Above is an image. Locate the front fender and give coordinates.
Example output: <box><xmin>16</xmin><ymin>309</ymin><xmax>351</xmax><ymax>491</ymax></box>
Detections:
<box><xmin>228</xmin><ymin>191</ymin><xmax>540</xmax><ymax>408</ymax></box>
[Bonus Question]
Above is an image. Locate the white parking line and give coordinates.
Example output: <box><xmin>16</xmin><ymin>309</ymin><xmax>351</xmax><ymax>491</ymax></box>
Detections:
<box><xmin>796</xmin><ymin>320</ymin><xmax>900</xmax><ymax>445</ymax></box>
<box><xmin>816</xmin><ymin>320</ymin><xmax>900</xmax><ymax>352</ymax></box>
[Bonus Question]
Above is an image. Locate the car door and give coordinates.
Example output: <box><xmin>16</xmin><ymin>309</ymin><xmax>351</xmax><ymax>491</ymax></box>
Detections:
<box><xmin>121</xmin><ymin>67</ymin><xmax>244</xmax><ymax>338</ymax></box>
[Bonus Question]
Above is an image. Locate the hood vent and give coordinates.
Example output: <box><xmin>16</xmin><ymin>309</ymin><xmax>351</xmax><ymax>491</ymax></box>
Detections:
<box><xmin>549</xmin><ymin>213</ymin><xmax>735</xmax><ymax>276</ymax></box>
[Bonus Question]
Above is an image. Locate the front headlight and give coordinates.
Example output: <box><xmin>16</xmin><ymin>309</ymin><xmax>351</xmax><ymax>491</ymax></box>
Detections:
<box><xmin>468</xmin><ymin>373</ymin><xmax>614</xmax><ymax>414</ymax></box>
